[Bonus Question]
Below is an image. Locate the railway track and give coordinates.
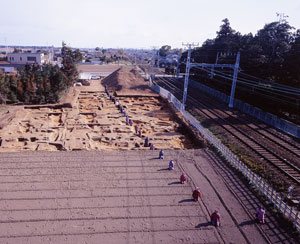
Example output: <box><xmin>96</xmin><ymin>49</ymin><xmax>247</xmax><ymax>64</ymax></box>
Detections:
<box><xmin>155</xmin><ymin>77</ymin><xmax>300</xmax><ymax>186</ymax></box>
<box><xmin>216</xmin><ymin>109</ymin><xmax>300</xmax><ymax>162</ymax></box>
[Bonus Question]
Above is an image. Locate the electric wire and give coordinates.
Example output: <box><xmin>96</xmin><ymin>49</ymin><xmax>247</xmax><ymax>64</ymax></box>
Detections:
<box><xmin>192</xmin><ymin>66</ymin><xmax>300</xmax><ymax>96</ymax></box>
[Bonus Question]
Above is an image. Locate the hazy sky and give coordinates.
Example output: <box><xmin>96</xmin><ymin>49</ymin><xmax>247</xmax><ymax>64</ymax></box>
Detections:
<box><xmin>1</xmin><ymin>0</ymin><xmax>299</xmax><ymax>49</ymax></box>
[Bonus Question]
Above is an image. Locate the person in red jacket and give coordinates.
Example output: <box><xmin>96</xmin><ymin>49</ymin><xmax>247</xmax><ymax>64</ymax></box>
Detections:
<box><xmin>192</xmin><ymin>187</ymin><xmax>201</xmax><ymax>201</ymax></box>
<box><xmin>210</xmin><ymin>210</ymin><xmax>221</xmax><ymax>227</ymax></box>
<box><xmin>180</xmin><ymin>172</ymin><xmax>187</xmax><ymax>184</ymax></box>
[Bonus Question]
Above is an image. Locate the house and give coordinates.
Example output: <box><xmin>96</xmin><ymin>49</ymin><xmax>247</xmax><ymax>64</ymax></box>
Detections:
<box><xmin>7</xmin><ymin>52</ymin><xmax>51</xmax><ymax>65</ymax></box>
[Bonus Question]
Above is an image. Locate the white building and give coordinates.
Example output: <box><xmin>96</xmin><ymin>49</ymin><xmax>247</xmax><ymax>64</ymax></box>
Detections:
<box><xmin>7</xmin><ymin>52</ymin><xmax>50</xmax><ymax>65</ymax></box>
<box><xmin>78</xmin><ymin>72</ymin><xmax>92</xmax><ymax>80</ymax></box>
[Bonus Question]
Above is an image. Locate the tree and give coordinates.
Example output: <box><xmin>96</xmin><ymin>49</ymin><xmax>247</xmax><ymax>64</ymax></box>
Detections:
<box><xmin>215</xmin><ymin>18</ymin><xmax>242</xmax><ymax>53</ymax></box>
<box><xmin>61</xmin><ymin>41</ymin><xmax>78</xmax><ymax>85</ymax></box>
<box><xmin>259</xmin><ymin>21</ymin><xmax>293</xmax><ymax>78</ymax></box>
<box><xmin>0</xmin><ymin>73</ymin><xmax>9</xmax><ymax>104</ymax></box>
<box><xmin>117</xmin><ymin>49</ymin><xmax>124</xmax><ymax>56</ymax></box>
<box><xmin>159</xmin><ymin>45</ymin><xmax>171</xmax><ymax>57</ymax></box>
<box><xmin>13</xmin><ymin>48</ymin><xmax>21</xmax><ymax>53</ymax></box>
<box><xmin>73</xmin><ymin>49</ymin><xmax>83</xmax><ymax>63</ymax></box>
<box><xmin>283</xmin><ymin>29</ymin><xmax>300</xmax><ymax>87</ymax></box>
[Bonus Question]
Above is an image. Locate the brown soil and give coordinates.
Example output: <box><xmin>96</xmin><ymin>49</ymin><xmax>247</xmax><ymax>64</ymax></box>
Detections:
<box><xmin>0</xmin><ymin>149</ymin><xmax>270</xmax><ymax>244</ymax></box>
<box><xmin>101</xmin><ymin>67</ymin><xmax>157</xmax><ymax>96</ymax></box>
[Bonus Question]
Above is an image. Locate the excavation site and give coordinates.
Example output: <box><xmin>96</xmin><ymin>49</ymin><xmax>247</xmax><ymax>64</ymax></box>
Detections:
<box><xmin>0</xmin><ymin>67</ymin><xmax>199</xmax><ymax>152</ymax></box>
<box><xmin>0</xmin><ymin>65</ymin><xmax>297</xmax><ymax>244</ymax></box>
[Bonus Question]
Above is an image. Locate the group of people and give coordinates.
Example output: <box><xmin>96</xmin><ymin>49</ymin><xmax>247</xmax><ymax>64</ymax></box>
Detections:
<box><xmin>105</xmin><ymin>86</ymin><xmax>155</xmax><ymax>149</ymax></box>
<box><xmin>157</xmin><ymin>149</ymin><xmax>267</xmax><ymax>227</ymax></box>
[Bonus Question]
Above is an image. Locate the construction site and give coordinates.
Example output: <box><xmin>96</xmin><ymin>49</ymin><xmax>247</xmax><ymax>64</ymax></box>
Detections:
<box><xmin>0</xmin><ymin>65</ymin><xmax>298</xmax><ymax>244</ymax></box>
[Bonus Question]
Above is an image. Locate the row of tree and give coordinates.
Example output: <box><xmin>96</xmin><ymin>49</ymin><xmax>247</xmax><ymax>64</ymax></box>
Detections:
<box><xmin>0</xmin><ymin>42</ymin><xmax>79</xmax><ymax>104</ymax></box>
<box><xmin>86</xmin><ymin>55</ymin><xmax>129</xmax><ymax>64</ymax></box>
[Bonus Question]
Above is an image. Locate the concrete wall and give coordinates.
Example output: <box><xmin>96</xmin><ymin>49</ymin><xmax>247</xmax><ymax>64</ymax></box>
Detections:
<box><xmin>189</xmin><ymin>80</ymin><xmax>300</xmax><ymax>139</ymax></box>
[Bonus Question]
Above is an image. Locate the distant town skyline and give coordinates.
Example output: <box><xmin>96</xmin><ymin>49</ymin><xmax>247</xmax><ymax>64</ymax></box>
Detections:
<box><xmin>1</xmin><ymin>0</ymin><xmax>300</xmax><ymax>49</ymax></box>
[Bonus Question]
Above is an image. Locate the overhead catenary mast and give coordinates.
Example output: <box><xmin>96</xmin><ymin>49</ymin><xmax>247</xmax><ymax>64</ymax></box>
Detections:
<box><xmin>151</xmin><ymin>46</ymin><xmax>159</xmax><ymax>79</ymax></box>
<box><xmin>181</xmin><ymin>42</ymin><xmax>199</xmax><ymax>111</ymax></box>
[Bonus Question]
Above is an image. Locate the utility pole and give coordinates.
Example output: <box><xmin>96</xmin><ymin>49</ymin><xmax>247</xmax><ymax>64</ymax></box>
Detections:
<box><xmin>228</xmin><ymin>52</ymin><xmax>240</xmax><ymax>108</ymax></box>
<box><xmin>157</xmin><ymin>50</ymin><xmax>160</xmax><ymax>70</ymax></box>
<box><xmin>151</xmin><ymin>46</ymin><xmax>159</xmax><ymax>80</ymax></box>
<box><xmin>134</xmin><ymin>50</ymin><xmax>137</xmax><ymax>65</ymax></box>
<box><xmin>151</xmin><ymin>50</ymin><xmax>155</xmax><ymax>79</ymax></box>
<box><xmin>175</xmin><ymin>56</ymin><xmax>180</xmax><ymax>78</ymax></box>
<box><xmin>181</xmin><ymin>42</ymin><xmax>199</xmax><ymax>111</ymax></box>
<box><xmin>4</xmin><ymin>37</ymin><xmax>8</xmax><ymax>55</ymax></box>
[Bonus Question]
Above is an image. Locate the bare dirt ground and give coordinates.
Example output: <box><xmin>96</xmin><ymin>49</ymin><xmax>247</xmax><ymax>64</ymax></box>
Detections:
<box><xmin>0</xmin><ymin>149</ymin><xmax>270</xmax><ymax>244</ymax></box>
<box><xmin>77</xmin><ymin>64</ymin><xmax>132</xmax><ymax>73</ymax></box>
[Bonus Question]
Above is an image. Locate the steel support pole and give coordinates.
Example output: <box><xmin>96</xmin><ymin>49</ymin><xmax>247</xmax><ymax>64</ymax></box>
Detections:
<box><xmin>229</xmin><ymin>52</ymin><xmax>240</xmax><ymax>108</ymax></box>
<box><xmin>211</xmin><ymin>52</ymin><xmax>219</xmax><ymax>78</ymax></box>
<box><xmin>157</xmin><ymin>51</ymin><xmax>160</xmax><ymax>71</ymax></box>
<box><xmin>182</xmin><ymin>46</ymin><xmax>192</xmax><ymax>111</ymax></box>
<box><xmin>151</xmin><ymin>50</ymin><xmax>156</xmax><ymax>80</ymax></box>
<box><xmin>175</xmin><ymin>57</ymin><xmax>180</xmax><ymax>78</ymax></box>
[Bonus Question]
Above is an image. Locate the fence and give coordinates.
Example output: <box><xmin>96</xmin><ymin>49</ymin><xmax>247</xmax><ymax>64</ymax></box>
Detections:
<box><xmin>151</xmin><ymin>83</ymin><xmax>300</xmax><ymax>232</ymax></box>
<box><xmin>188</xmin><ymin>80</ymin><xmax>300</xmax><ymax>139</ymax></box>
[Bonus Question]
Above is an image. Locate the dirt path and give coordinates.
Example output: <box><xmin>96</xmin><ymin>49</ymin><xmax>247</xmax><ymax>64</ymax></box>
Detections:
<box><xmin>0</xmin><ymin>149</ymin><xmax>269</xmax><ymax>244</ymax></box>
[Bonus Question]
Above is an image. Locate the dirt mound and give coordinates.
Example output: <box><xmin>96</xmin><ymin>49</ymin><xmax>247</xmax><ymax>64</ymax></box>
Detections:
<box><xmin>101</xmin><ymin>67</ymin><xmax>157</xmax><ymax>96</ymax></box>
